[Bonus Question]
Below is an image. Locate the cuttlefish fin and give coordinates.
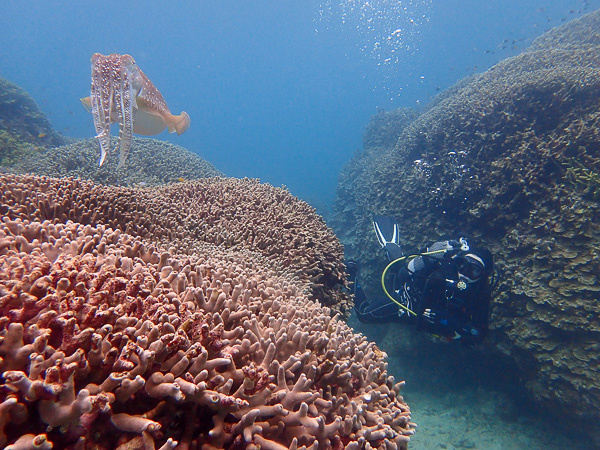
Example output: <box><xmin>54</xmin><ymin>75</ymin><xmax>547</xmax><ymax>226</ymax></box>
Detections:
<box><xmin>134</xmin><ymin>109</ymin><xmax>190</xmax><ymax>135</ymax></box>
<box><xmin>131</xmin><ymin>109</ymin><xmax>168</xmax><ymax>135</ymax></box>
<box><xmin>165</xmin><ymin>111</ymin><xmax>191</xmax><ymax>135</ymax></box>
<box><xmin>81</xmin><ymin>96</ymin><xmax>92</xmax><ymax>112</ymax></box>
<box><xmin>83</xmin><ymin>96</ymin><xmax>190</xmax><ymax>136</ymax></box>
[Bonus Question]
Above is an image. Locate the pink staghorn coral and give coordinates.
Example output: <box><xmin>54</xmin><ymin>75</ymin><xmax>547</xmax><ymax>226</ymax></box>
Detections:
<box><xmin>0</xmin><ymin>217</ymin><xmax>414</xmax><ymax>448</ymax></box>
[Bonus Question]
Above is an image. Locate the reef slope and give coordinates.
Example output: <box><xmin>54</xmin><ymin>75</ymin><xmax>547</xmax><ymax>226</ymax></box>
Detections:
<box><xmin>333</xmin><ymin>10</ymin><xmax>600</xmax><ymax>442</ymax></box>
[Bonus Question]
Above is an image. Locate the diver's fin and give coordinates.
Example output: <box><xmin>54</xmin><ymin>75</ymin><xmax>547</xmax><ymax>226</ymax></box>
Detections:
<box><xmin>373</xmin><ymin>215</ymin><xmax>400</xmax><ymax>247</ymax></box>
<box><xmin>372</xmin><ymin>214</ymin><xmax>403</xmax><ymax>261</ymax></box>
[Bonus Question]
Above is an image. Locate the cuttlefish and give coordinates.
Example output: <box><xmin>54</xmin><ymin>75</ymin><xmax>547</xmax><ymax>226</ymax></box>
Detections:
<box><xmin>81</xmin><ymin>53</ymin><xmax>190</xmax><ymax>168</ymax></box>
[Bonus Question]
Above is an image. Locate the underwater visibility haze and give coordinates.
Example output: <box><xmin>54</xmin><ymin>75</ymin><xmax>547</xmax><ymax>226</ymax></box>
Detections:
<box><xmin>1</xmin><ymin>0</ymin><xmax>600</xmax><ymax>449</ymax></box>
<box><xmin>1</xmin><ymin>0</ymin><xmax>595</xmax><ymax>204</ymax></box>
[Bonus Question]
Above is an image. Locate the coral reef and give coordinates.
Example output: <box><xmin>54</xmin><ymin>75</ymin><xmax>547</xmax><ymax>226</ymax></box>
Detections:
<box><xmin>0</xmin><ymin>77</ymin><xmax>217</xmax><ymax>187</ymax></box>
<box><xmin>335</xmin><ymin>109</ymin><xmax>418</xmax><ymax>251</ymax></box>
<box><xmin>362</xmin><ymin>108</ymin><xmax>419</xmax><ymax>153</ymax></box>
<box><xmin>333</xmin><ymin>9</ymin><xmax>600</xmax><ymax>442</ymax></box>
<box><xmin>0</xmin><ymin>216</ymin><xmax>414</xmax><ymax>448</ymax></box>
<box><xmin>560</xmin><ymin>157</ymin><xmax>600</xmax><ymax>200</ymax></box>
<box><xmin>0</xmin><ymin>77</ymin><xmax>64</xmax><ymax>167</ymax></box>
<box><xmin>12</xmin><ymin>137</ymin><xmax>223</xmax><ymax>187</ymax></box>
<box><xmin>0</xmin><ymin>171</ymin><xmax>350</xmax><ymax>319</ymax></box>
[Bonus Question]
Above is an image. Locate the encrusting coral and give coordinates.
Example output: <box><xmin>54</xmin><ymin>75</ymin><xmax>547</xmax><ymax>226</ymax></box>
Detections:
<box><xmin>0</xmin><ymin>215</ymin><xmax>414</xmax><ymax>448</ymax></box>
<box><xmin>11</xmin><ymin>137</ymin><xmax>223</xmax><ymax>188</ymax></box>
<box><xmin>333</xmin><ymin>9</ymin><xmax>600</xmax><ymax>443</ymax></box>
<box><xmin>0</xmin><ymin>173</ymin><xmax>349</xmax><ymax>317</ymax></box>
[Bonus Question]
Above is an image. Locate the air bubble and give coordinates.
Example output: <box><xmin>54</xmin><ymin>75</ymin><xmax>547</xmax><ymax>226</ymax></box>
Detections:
<box><xmin>316</xmin><ymin>0</ymin><xmax>433</xmax><ymax>95</ymax></box>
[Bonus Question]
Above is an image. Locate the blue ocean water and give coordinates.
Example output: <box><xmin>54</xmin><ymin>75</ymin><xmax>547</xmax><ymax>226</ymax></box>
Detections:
<box><xmin>2</xmin><ymin>2</ymin><xmax>600</xmax><ymax>448</ymax></box>
<box><xmin>1</xmin><ymin>0</ymin><xmax>596</xmax><ymax>209</ymax></box>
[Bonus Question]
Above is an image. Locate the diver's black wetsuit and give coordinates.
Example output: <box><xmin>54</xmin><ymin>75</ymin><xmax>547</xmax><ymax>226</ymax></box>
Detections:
<box><xmin>352</xmin><ymin>245</ymin><xmax>492</xmax><ymax>345</ymax></box>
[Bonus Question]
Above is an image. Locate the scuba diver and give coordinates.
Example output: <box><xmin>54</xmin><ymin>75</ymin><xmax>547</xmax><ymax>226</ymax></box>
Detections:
<box><xmin>348</xmin><ymin>215</ymin><xmax>496</xmax><ymax>345</ymax></box>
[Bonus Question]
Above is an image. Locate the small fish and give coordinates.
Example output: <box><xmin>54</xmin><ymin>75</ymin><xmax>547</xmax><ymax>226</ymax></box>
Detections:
<box><xmin>37</xmin><ymin>132</ymin><xmax>47</xmax><ymax>138</ymax></box>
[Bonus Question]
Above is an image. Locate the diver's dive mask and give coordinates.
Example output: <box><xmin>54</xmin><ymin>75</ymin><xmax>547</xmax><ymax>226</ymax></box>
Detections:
<box><xmin>456</xmin><ymin>253</ymin><xmax>486</xmax><ymax>283</ymax></box>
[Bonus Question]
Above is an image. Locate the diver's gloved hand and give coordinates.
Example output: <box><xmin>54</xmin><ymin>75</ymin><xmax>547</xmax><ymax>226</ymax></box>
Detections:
<box><xmin>423</xmin><ymin>308</ymin><xmax>455</xmax><ymax>329</ymax></box>
<box><xmin>346</xmin><ymin>260</ymin><xmax>359</xmax><ymax>283</ymax></box>
<box><xmin>423</xmin><ymin>309</ymin><xmax>480</xmax><ymax>342</ymax></box>
<box><xmin>423</xmin><ymin>308</ymin><xmax>438</xmax><ymax>324</ymax></box>
<box><xmin>445</xmin><ymin>240</ymin><xmax>463</xmax><ymax>254</ymax></box>
<box><xmin>447</xmin><ymin>240</ymin><xmax>460</xmax><ymax>247</ymax></box>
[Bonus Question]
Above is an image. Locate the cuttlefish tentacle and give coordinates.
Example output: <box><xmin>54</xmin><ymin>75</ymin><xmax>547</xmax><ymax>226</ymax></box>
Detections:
<box><xmin>90</xmin><ymin>53</ymin><xmax>113</xmax><ymax>166</ymax></box>
<box><xmin>115</xmin><ymin>74</ymin><xmax>132</xmax><ymax>169</ymax></box>
<box><xmin>82</xmin><ymin>53</ymin><xmax>190</xmax><ymax>168</ymax></box>
<box><xmin>114</xmin><ymin>56</ymin><xmax>139</xmax><ymax>169</ymax></box>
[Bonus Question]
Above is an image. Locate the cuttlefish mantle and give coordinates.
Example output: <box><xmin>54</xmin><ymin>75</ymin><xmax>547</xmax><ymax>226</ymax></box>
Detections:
<box><xmin>81</xmin><ymin>53</ymin><xmax>190</xmax><ymax>168</ymax></box>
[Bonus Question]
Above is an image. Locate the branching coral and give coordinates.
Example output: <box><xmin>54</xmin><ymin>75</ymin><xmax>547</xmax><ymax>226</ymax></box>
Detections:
<box><xmin>0</xmin><ymin>173</ymin><xmax>350</xmax><ymax>317</ymax></box>
<box><xmin>561</xmin><ymin>157</ymin><xmax>600</xmax><ymax>200</ymax></box>
<box><xmin>0</xmin><ymin>217</ymin><xmax>414</xmax><ymax>448</ymax></box>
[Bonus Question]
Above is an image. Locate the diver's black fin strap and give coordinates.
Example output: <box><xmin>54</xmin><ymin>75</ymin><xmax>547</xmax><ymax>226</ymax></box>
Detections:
<box><xmin>383</xmin><ymin>243</ymin><xmax>404</xmax><ymax>262</ymax></box>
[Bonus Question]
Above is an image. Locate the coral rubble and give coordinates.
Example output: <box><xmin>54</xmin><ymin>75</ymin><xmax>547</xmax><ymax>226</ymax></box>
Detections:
<box><xmin>333</xmin><ymin>9</ymin><xmax>600</xmax><ymax>442</ymax></box>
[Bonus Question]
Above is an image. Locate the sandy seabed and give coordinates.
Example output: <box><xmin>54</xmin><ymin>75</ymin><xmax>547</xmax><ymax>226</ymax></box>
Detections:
<box><xmin>349</xmin><ymin>317</ymin><xmax>595</xmax><ymax>450</ymax></box>
<box><xmin>403</xmin><ymin>375</ymin><xmax>575</xmax><ymax>449</ymax></box>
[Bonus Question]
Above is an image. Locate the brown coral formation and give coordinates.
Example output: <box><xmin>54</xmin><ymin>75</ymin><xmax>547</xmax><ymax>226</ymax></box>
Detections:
<box><xmin>0</xmin><ymin>215</ymin><xmax>414</xmax><ymax>448</ymax></box>
<box><xmin>0</xmin><ymin>77</ymin><xmax>65</xmax><ymax>167</ymax></box>
<box><xmin>335</xmin><ymin>108</ymin><xmax>418</xmax><ymax>250</ymax></box>
<box><xmin>333</xmin><ymin>10</ymin><xmax>600</xmax><ymax>441</ymax></box>
<box><xmin>12</xmin><ymin>137</ymin><xmax>223</xmax><ymax>187</ymax></box>
<box><xmin>362</xmin><ymin>108</ymin><xmax>419</xmax><ymax>153</ymax></box>
<box><xmin>0</xmin><ymin>173</ymin><xmax>349</xmax><ymax>317</ymax></box>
